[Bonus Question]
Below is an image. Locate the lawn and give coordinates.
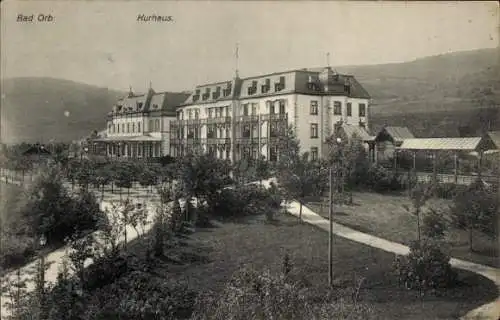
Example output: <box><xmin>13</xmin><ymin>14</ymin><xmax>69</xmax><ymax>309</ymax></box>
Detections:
<box><xmin>303</xmin><ymin>191</ymin><xmax>499</xmax><ymax>268</ymax></box>
<box><xmin>123</xmin><ymin>212</ymin><xmax>497</xmax><ymax>320</ymax></box>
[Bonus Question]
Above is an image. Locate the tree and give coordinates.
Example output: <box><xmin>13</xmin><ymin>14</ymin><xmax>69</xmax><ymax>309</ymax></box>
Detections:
<box><xmin>254</xmin><ymin>155</ymin><xmax>270</xmax><ymax>185</ymax></box>
<box><xmin>175</xmin><ymin>152</ymin><xmax>232</xmax><ymax>221</ymax></box>
<box><xmin>18</xmin><ymin>165</ymin><xmax>104</xmax><ymax>251</ymax></box>
<box><xmin>93</xmin><ymin>164</ymin><xmax>112</xmax><ymax>199</ymax></box>
<box><xmin>451</xmin><ymin>180</ymin><xmax>498</xmax><ymax>251</ymax></box>
<box><xmin>112</xmin><ymin>161</ymin><xmax>138</xmax><ymax>199</ymax></box>
<box><xmin>422</xmin><ymin>208</ymin><xmax>448</xmax><ymax>240</ymax></box>
<box><xmin>74</xmin><ymin>159</ymin><xmax>95</xmax><ymax>192</ymax></box>
<box><xmin>402</xmin><ymin>183</ymin><xmax>432</xmax><ymax>242</ymax></box>
<box><xmin>67</xmin><ymin>233</ymin><xmax>96</xmax><ymax>288</ymax></box>
<box><xmin>324</xmin><ymin>131</ymin><xmax>369</xmax><ymax>204</ymax></box>
<box><xmin>137</xmin><ymin>162</ymin><xmax>159</xmax><ymax>197</ymax></box>
<box><xmin>276</xmin><ymin>127</ymin><xmax>321</xmax><ymax>222</ymax></box>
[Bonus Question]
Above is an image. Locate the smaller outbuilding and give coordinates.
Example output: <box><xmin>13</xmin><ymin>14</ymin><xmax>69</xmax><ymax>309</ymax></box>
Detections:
<box><xmin>371</xmin><ymin>126</ymin><xmax>414</xmax><ymax>164</ymax></box>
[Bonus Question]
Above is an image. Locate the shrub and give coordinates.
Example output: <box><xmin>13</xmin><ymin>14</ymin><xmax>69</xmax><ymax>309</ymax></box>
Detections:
<box><xmin>191</xmin><ymin>268</ymin><xmax>312</xmax><ymax>320</ymax></box>
<box><xmin>83</xmin><ymin>271</ymin><xmax>196</xmax><ymax>319</ymax></box>
<box><xmin>21</xmin><ymin>168</ymin><xmax>105</xmax><ymax>246</ymax></box>
<box><xmin>450</xmin><ymin>180</ymin><xmax>498</xmax><ymax>250</ymax></box>
<box><xmin>211</xmin><ymin>185</ymin><xmax>281</xmax><ymax>219</ymax></box>
<box><xmin>422</xmin><ymin>208</ymin><xmax>447</xmax><ymax>240</ymax></box>
<box><xmin>365</xmin><ymin>165</ymin><xmax>402</xmax><ymax>192</ymax></box>
<box><xmin>393</xmin><ymin>240</ymin><xmax>457</xmax><ymax>293</ymax></box>
<box><xmin>84</xmin><ymin>254</ymin><xmax>128</xmax><ymax>291</ymax></box>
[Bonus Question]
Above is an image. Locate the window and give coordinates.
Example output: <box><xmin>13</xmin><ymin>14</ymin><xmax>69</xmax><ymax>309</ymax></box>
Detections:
<box><xmin>252</xmin><ymin>124</ymin><xmax>258</xmax><ymax>137</ymax></box>
<box><xmin>310</xmin><ymin>101</ymin><xmax>318</xmax><ymax>115</ymax></box>
<box><xmin>195</xmin><ymin>109</ymin><xmax>199</xmax><ymax>119</ymax></box>
<box><xmin>208</xmin><ymin>108</ymin><xmax>213</xmax><ymax>119</ymax></box>
<box><xmin>188</xmin><ymin>110</ymin><xmax>192</xmax><ymax>119</ymax></box>
<box><xmin>242</xmin><ymin>124</ymin><xmax>251</xmax><ymax>138</ymax></box>
<box><xmin>149</xmin><ymin>120</ymin><xmax>153</xmax><ymax>131</ymax></box>
<box><xmin>113</xmin><ymin>124</ymin><xmax>116</xmax><ymax>133</ymax></box>
<box><xmin>270</xmin><ymin>102</ymin><xmax>275</xmax><ymax>115</ymax></box>
<box><xmin>243</xmin><ymin>104</ymin><xmax>249</xmax><ymax>116</ymax></box>
<box><xmin>155</xmin><ymin>119</ymin><xmax>160</xmax><ymax>132</ymax></box>
<box><xmin>153</xmin><ymin>104</ymin><xmax>159</xmax><ymax>109</ymax></box>
<box><xmin>251</xmin><ymin>104</ymin><xmax>258</xmax><ymax>115</ymax></box>
<box><xmin>207</xmin><ymin>126</ymin><xmax>215</xmax><ymax>138</ymax></box>
<box><xmin>132</xmin><ymin>123</ymin><xmax>135</xmax><ymax>133</ymax></box>
<box><xmin>138</xmin><ymin>122</ymin><xmax>141</xmax><ymax>132</ymax></box>
<box><xmin>347</xmin><ymin>103</ymin><xmax>352</xmax><ymax>116</ymax></box>
<box><xmin>270</xmin><ymin>123</ymin><xmax>278</xmax><ymax>137</ymax></box>
<box><xmin>310</xmin><ymin>147</ymin><xmax>318</xmax><ymax>161</ymax></box>
<box><xmin>121</xmin><ymin>124</ymin><xmax>124</xmax><ymax>133</ymax></box>
<box><xmin>127</xmin><ymin>123</ymin><xmax>130</xmax><ymax>133</ymax></box>
<box><xmin>334</xmin><ymin>101</ymin><xmax>342</xmax><ymax>115</ymax></box>
<box><xmin>108</xmin><ymin>124</ymin><xmax>112</xmax><ymax>133</ymax></box>
<box><xmin>279</xmin><ymin>100</ymin><xmax>286</xmax><ymax>114</ymax></box>
<box><xmin>310</xmin><ymin>123</ymin><xmax>318</xmax><ymax>138</ymax></box>
<box><xmin>359</xmin><ymin>103</ymin><xmax>366</xmax><ymax>117</ymax></box>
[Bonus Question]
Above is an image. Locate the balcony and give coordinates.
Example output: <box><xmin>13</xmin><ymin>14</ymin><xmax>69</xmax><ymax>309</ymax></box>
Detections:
<box><xmin>207</xmin><ymin>138</ymin><xmax>231</xmax><ymax>145</ymax></box>
<box><xmin>236</xmin><ymin>115</ymin><xmax>259</xmax><ymax>122</ymax></box>
<box><xmin>207</xmin><ymin>116</ymin><xmax>231</xmax><ymax>124</ymax></box>
<box><xmin>236</xmin><ymin>137</ymin><xmax>260</xmax><ymax>145</ymax></box>
<box><xmin>261</xmin><ymin>113</ymin><xmax>288</xmax><ymax>122</ymax></box>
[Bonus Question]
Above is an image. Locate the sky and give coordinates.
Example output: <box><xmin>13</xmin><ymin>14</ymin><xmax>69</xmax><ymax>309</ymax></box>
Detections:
<box><xmin>1</xmin><ymin>1</ymin><xmax>498</xmax><ymax>92</ymax></box>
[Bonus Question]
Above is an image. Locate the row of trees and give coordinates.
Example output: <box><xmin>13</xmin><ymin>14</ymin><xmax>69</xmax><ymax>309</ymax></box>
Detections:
<box><xmin>2</xmin><ymin>149</ymin><xmax>291</xmax><ymax>319</ymax></box>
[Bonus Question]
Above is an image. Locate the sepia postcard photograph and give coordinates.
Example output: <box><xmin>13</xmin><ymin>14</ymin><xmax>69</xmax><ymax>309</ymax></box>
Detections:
<box><xmin>0</xmin><ymin>1</ymin><xmax>499</xmax><ymax>319</ymax></box>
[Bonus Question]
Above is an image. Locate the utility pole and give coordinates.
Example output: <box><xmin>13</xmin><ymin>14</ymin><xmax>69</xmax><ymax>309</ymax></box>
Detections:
<box><xmin>328</xmin><ymin>165</ymin><xmax>333</xmax><ymax>286</ymax></box>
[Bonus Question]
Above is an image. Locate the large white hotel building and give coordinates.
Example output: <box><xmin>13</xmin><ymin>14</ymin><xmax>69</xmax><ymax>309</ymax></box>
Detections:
<box><xmin>98</xmin><ymin>66</ymin><xmax>372</xmax><ymax>162</ymax></box>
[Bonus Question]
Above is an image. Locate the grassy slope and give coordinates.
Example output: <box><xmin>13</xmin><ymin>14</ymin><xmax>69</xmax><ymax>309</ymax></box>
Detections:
<box><xmin>1</xmin><ymin>77</ymin><xmax>125</xmax><ymax>144</ymax></box>
<box><xmin>121</xmin><ymin>213</ymin><xmax>497</xmax><ymax>319</ymax></box>
<box><xmin>303</xmin><ymin>192</ymin><xmax>499</xmax><ymax>268</ymax></box>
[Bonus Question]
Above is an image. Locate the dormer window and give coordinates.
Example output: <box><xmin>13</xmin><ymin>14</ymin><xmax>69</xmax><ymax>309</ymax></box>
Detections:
<box><xmin>202</xmin><ymin>93</ymin><xmax>210</xmax><ymax>100</ymax></box>
<box><xmin>212</xmin><ymin>92</ymin><xmax>219</xmax><ymax>99</ymax></box>
<box><xmin>248</xmin><ymin>86</ymin><xmax>257</xmax><ymax>95</ymax></box>
<box><xmin>275</xmin><ymin>83</ymin><xmax>283</xmax><ymax>92</ymax></box>
<box><xmin>117</xmin><ymin>105</ymin><xmax>123</xmax><ymax>112</ymax></box>
<box><xmin>137</xmin><ymin>102</ymin><xmax>144</xmax><ymax>110</ymax></box>
<box><xmin>193</xmin><ymin>95</ymin><xmax>200</xmax><ymax>102</ymax></box>
<box><xmin>153</xmin><ymin>104</ymin><xmax>159</xmax><ymax>109</ymax></box>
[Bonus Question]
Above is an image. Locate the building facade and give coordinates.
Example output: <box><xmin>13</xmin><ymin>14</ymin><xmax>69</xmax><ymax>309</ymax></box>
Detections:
<box><xmin>96</xmin><ymin>87</ymin><xmax>190</xmax><ymax>158</ymax></box>
<box><xmin>170</xmin><ymin>67</ymin><xmax>371</xmax><ymax>162</ymax></box>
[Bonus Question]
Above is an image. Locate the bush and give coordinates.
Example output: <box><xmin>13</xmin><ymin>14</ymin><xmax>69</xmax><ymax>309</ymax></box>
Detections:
<box><xmin>83</xmin><ymin>271</ymin><xmax>196</xmax><ymax>319</ymax></box>
<box><xmin>84</xmin><ymin>254</ymin><xmax>129</xmax><ymax>291</ymax></box>
<box><xmin>393</xmin><ymin>240</ymin><xmax>457</xmax><ymax>293</ymax></box>
<box><xmin>450</xmin><ymin>179</ymin><xmax>498</xmax><ymax>243</ymax></box>
<box><xmin>211</xmin><ymin>185</ymin><xmax>281</xmax><ymax>219</ymax></box>
<box><xmin>191</xmin><ymin>268</ymin><xmax>312</xmax><ymax>320</ymax></box>
<box><xmin>365</xmin><ymin>165</ymin><xmax>402</xmax><ymax>192</ymax></box>
<box><xmin>0</xmin><ymin>233</ymin><xmax>35</xmax><ymax>270</ymax></box>
<box><xmin>21</xmin><ymin>168</ymin><xmax>105</xmax><ymax>246</ymax></box>
<box><xmin>422</xmin><ymin>208</ymin><xmax>447</xmax><ymax>240</ymax></box>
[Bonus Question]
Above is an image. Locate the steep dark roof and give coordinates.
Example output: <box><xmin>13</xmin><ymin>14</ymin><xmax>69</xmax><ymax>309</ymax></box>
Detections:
<box><xmin>112</xmin><ymin>90</ymin><xmax>189</xmax><ymax>116</ymax></box>
<box><xmin>180</xmin><ymin>67</ymin><xmax>371</xmax><ymax>106</ymax></box>
<box><xmin>486</xmin><ymin>131</ymin><xmax>500</xmax><ymax>149</ymax></box>
<box><xmin>375</xmin><ymin>126</ymin><xmax>415</xmax><ymax>144</ymax></box>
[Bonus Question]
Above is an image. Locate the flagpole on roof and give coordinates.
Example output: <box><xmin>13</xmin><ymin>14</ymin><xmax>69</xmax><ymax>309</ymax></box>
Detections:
<box><xmin>235</xmin><ymin>42</ymin><xmax>239</xmax><ymax>78</ymax></box>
